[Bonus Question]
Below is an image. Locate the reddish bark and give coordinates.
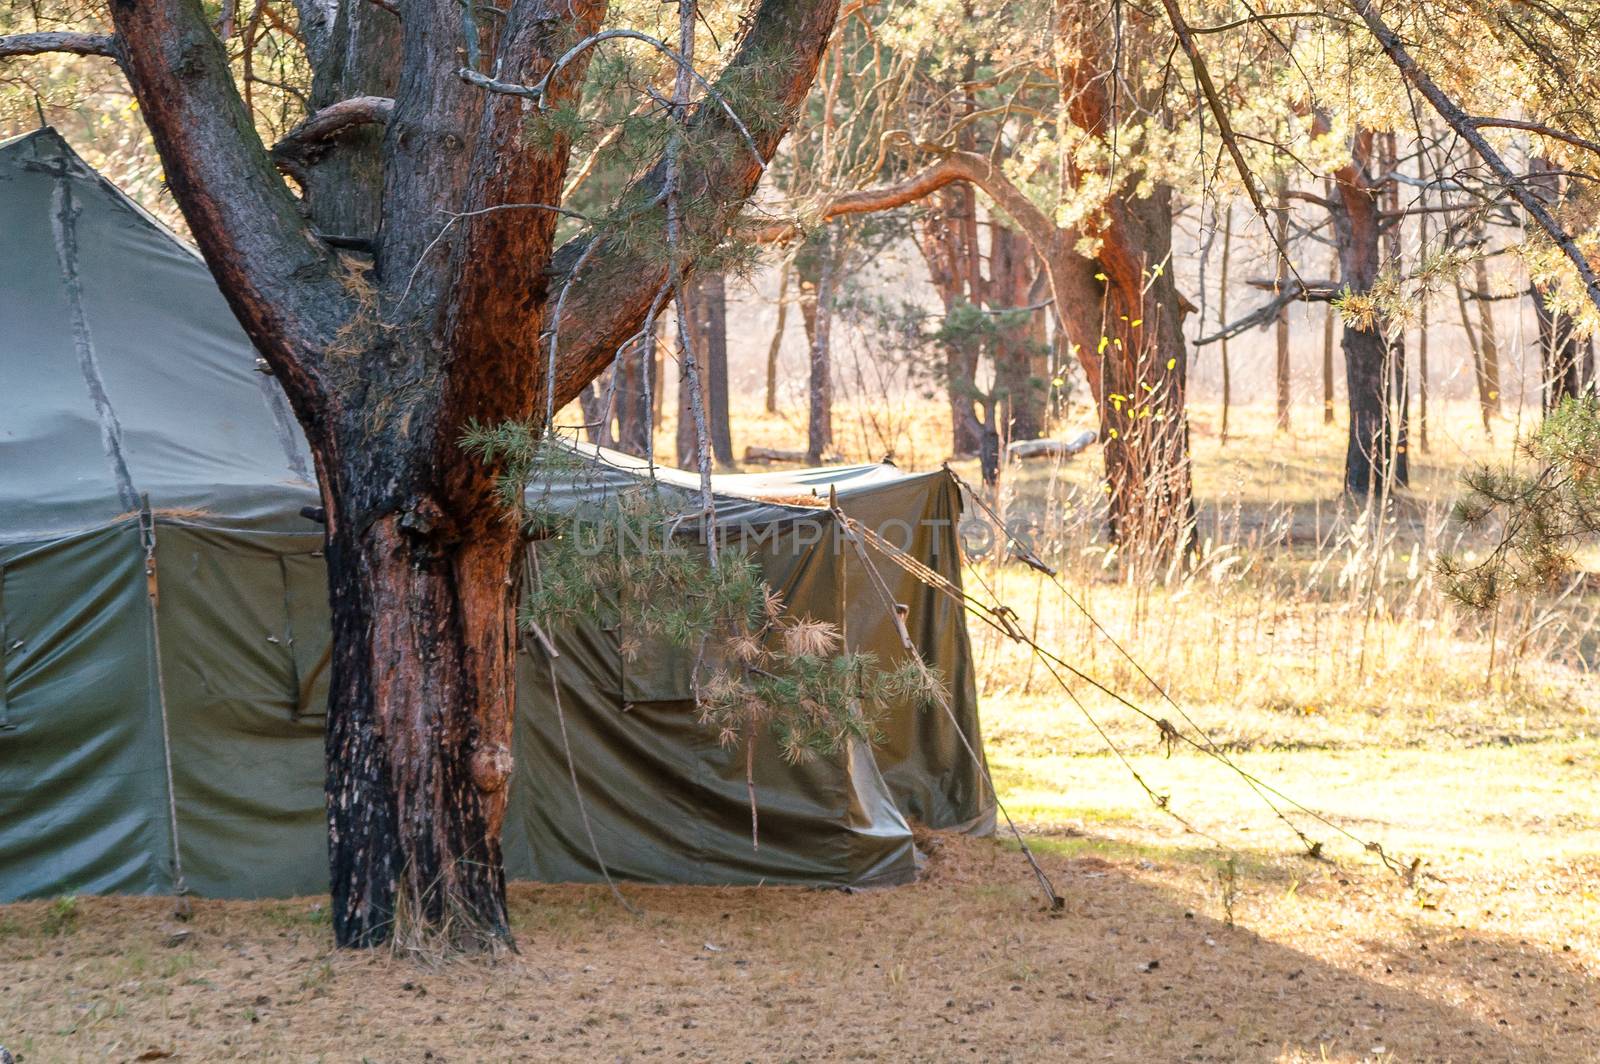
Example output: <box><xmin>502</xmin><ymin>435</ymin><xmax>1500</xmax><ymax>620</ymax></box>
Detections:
<box><xmin>76</xmin><ymin>0</ymin><xmax>843</xmax><ymax>947</ymax></box>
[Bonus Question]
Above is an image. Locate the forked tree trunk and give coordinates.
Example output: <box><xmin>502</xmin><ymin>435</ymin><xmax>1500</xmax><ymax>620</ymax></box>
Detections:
<box><xmin>89</xmin><ymin>0</ymin><xmax>843</xmax><ymax>949</ymax></box>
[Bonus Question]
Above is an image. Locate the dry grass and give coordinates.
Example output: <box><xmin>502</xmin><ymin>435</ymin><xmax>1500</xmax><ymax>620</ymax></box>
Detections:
<box><xmin>2</xmin><ymin>801</ymin><xmax>1595</xmax><ymax>1062</ymax></box>
<box><xmin>5</xmin><ymin>399</ymin><xmax>1599</xmax><ymax>1062</ymax></box>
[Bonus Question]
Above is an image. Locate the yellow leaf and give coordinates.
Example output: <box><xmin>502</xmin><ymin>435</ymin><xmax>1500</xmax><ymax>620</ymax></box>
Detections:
<box><xmin>1094</xmin><ymin>272</ymin><xmax>1108</xmax><ymax>281</ymax></box>
<box><xmin>1131</xmin><ymin>319</ymin><xmax>1143</xmax><ymax>328</ymax></box>
<box><xmin>1097</xmin><ymin>336</ymin><xmax>1110</xmax><ymax>354</ymax></box>
<box><xmin>1166</xmin><ymin>358</ymin><xmax>1176</xmax><ymax>370</ymax></box>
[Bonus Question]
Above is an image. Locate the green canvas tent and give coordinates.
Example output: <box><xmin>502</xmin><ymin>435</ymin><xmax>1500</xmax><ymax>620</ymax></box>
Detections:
<box><xmin>0</xmin><ymin>128</ymin><xmax>993</xmax><ymax>902</ymax></box>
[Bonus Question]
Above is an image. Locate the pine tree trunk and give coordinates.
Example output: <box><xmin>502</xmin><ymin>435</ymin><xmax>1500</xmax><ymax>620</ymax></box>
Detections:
<box><xmin>675</xmin><ymin>276</ymin><xmax>733</xmax><ymax>467</ymax></box>
<box><xmin>1534</xmin><ymin>289</ymin><xmax>1581</xmax><ymax>413</ymax></box>
<box><xmin>912</xmin><ymin>185</ymin><xmax>986</xmax><ymax>456</ymax></box>
<box><xmin>1456</xmin><ymin>281</ymin><xmax>1494</xmax><ymax>433</ymax></box>
<box><xmin>1218</xmin><ymin>206</ymin><xmax>1233</xmax><ymax>445</ymax></box>
<box><xmin>615</xmin><ymin>343</ymin><xmax>652</xmax><ymax>456</ymax></box>
<box><xmin>1323</xmin><ymin>236</ymin><xmax>1337</xmax><ymax>426</ymax></box>
<box><xmin>990</xmin><ymin>224</ymin><xmax>1046</xmax><ymax>441</ymax></box>
<box><xmin>322</xmin><ymin>437</ymin><xmax>521</xmax><ymax>948</ymax></box>
<box><xmin>1274</xmin><ymin>184</ymin><xmax>1292</xmax><ymax>432</ymax></box>
<box><xmin>1074</xmin><ymin>184</ymin><xmax>1195</xmax><ymax>564</ymax></box>
<box><xmin>805</xmin><ymin>229</ymin><xmax>836</xmax><ymax>464</ymax></box>
<box><xmin>1473</xmin><ymin>250</ymin><xmax>1502</xmax><ymax>416</ymax></box>
<box><xmin>698</xmin><ymin>273</ymin><xmax>735</xmax><ymax>463</ymax></box>
<box><xmin>1332</xmin><ymin>128</ymin><xmax>1406</xmax><ymax>494</ymax></box>
<box><xmin>1416</xmin><ymin>200</ymin><xmax>1430</xmax><ymax>452</ymax></box>
<box><xmin>99</xmin><ymin>0</ymin><xmax>846</xmax><ymax>952</ymax></box>
<box><xmin>765</xmin><ymin>261</ymin><xmax>789</xmax><ymax>414</ymax></box>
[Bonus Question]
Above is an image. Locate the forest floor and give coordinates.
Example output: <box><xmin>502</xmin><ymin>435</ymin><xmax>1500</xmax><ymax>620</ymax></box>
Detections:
<box><xmin>3</xmin><ymin>727</ymin><xmax>1595</xmax><ymax>1062</ymax></box>
<box><xmin>4</xmin><ymin>401</ymin><xmax>1598</xmax><ymax>1062</ymax></box>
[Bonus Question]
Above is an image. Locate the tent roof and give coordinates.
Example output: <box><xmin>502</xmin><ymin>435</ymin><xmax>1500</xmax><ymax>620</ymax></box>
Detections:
<box><xmin>1</xmin><ymin>128</ymin><xmax>936</xmax><ymax>543</ymax></box>
<box><xmin>0</xmin><ymin>128</ymin><xmax>318</xmax><ymax>544</ymax></box>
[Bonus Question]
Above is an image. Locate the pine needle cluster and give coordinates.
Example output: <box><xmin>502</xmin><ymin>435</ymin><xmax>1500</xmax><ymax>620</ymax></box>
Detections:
<box><xmin>1440</xmin><ymin>396</ymin><xmax>1600</xmax><ymax>608</ymax></box>
<box><xmin>462</xmin><ymin>427</ymin><xmax>947</xmax><ymax>765</ymax></box>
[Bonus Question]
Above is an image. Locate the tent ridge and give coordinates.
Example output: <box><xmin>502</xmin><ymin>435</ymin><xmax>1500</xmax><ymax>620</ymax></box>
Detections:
<box><xmin>50</xmin><ymin>163</ymin><xmax>140</xmax><ymax>512</ymax></box>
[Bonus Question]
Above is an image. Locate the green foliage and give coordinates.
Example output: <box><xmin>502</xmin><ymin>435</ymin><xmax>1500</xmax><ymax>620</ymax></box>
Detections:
<box><xmin>1441</xmin><ymin>397</ymin><xmax>1600</xmax><ymax>608</ymax></box>
<box><xmin>42</xmin><ymin>894</ymin><xmax>79</xmax><ymax>936</ymax></box>
<box><xmin>464</xmin><ymin>428</ymin><xmax>947</xmax><ymax>765</ymax></box>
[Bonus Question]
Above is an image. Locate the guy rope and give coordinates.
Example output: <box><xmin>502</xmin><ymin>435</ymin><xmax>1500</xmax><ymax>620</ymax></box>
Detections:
<box><xmin>832</xmin><ymin>471</ymin><xmax>1425</xmax><ymax>894</ymax></box>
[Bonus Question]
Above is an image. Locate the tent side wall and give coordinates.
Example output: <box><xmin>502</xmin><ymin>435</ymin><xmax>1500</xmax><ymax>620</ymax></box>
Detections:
<box><xmin>838</xmin><ymin>473</ymin><xmax>995</xmax><ymax>835</ymax></box>
<box><xmin>503</xmin><ymin>506</ymin><xmax>919</xmax><ymax>888</ymax></box>
<box><xmin>0</xmin><ymin>524</ymin><xmax>177</xmax><ymax>900</ymax></box>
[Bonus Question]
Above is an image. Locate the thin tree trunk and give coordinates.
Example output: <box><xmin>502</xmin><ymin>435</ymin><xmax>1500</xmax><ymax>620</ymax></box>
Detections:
<box><xmin>1416</xmin><ymin>179</ymin><xmax>1430</xmax><ymax>452</ymax></box>
<box><xmin>1474</xmin><ymin>249</ymin><xmax>1502</xmax><ymax>416</ymax></box>
<box><xmin>1456</xmin><ymin>280</ymin><xmax>1493</xmax><ymax>433</ymax></box>
<box><xmin>615</xmin><ymin>341</ymin><xmax>651</xmax><ymax>456</ymax></box>
<box><xmin>678</xmin><ymin>272</ymin><xmax>734</xmax><ymax>465</ymax></box>
<box><xmin>765</xmin><ymin>260</ymin><xmax>789</xmax><ymax>414</ymax></box>
<box><xmin>1218</xmin><ymin>206</ymin><xmax>1234</xmax><ymax>445</ymax></box>
<box><xmin>806</xmin><ymin>228</ymin><xmax>836</xmax><ymax>464</ymax></box>
<box><xmin>1274</xmin><ymin>182</ymin><xmax>1291</xmax><ymax>432</ymax></box>
<box><xmin>675</xmin><ymin>293</ymin><xmax>698</xmax><ymax>468</ymax></box>
<box><xmin>1383</xmin><ymin>132</ymin><xmax>1409</xmax><ymax>483</ymax></box>
<box><xmin>1323</xmin><ymin>219</ymin><xmax>1337</xmax><ymax>425</ymax></box>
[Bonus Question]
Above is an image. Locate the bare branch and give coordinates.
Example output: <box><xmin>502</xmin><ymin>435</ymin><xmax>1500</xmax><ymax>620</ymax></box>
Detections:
<box><xmin>1469</xmin><ymin>116</ymin><xmax>1600</xmax><ymax>159</ymax></box>
<box><xmin>0</xmin><ymin>31</ymin><xmax>119</xmax><ymax>59</ymax></box>
<box><xmin>269</xmin><ymin>95</ymin><xmax>394</xmax><ymax>181</ymax></box>
<box><xmin>1351</xmin><ymin>0</ymin><xmax>1600</xmax><ymax>316</ymax></box>
<box><xmin>109</xmin><ymin>0</ymin><xmax>351</xmax><ymax>420</ymax></box>
<box><xmin>459</xmin><ymin>28</ymin><xmax>765</xmax><ymax>174</ymax></box>
<box><xmin>748</xmin><ymin>155</ymin><xmax>971</xmax><ymax>242</ymax></box>
<box><xmin>544</xmin><ymin>0</ymin><xmax>843</xmax><ymax>412</ymax></box>
<box><xmin>1155</xmin><ymin>0</ymin><xmax>1305</xmax><ymax>292</ymax></box>
<box><xmin>1193</xmin><ymin>278</ymin><xmax>1336</xmax><ymax>346</ymax></box>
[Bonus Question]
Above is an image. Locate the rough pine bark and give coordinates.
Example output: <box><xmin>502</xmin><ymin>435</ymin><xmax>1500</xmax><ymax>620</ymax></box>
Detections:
<box><xmin>1330</xmin><ymin>128</ymin><xmax>1407</xmax><ymax>494</ymax></box>
<box><xmin>912</xmin><ymin>185</ymin><xmax>987</xmax><ymax>456</ymax></box>
<box><xmin>672</xmin><ymin>277</ymin><xmax>733</xmax><ymax>469</ymax></box>
<box><xmin>85</xmin><ymin>0</ymin><xmax>844</xmax><ymax>948</ymax></box>
<box><xmin>990</xmin><ymin>225</ymin><xmax>1048</xmax><ymax>442</ymax></box>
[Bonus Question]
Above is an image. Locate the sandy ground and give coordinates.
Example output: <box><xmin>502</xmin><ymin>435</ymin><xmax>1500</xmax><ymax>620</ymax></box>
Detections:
<box><xmin>2</xmin><ymin>826</ymin><xmax>1595</xmax><ymax>1064</ymax></box>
